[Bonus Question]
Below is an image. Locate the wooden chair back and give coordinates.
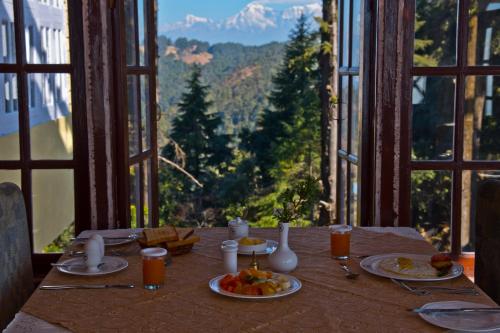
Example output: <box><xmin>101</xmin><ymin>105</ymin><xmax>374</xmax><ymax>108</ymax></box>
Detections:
<box><xmin>475</xmin><ymin>179</ymin><xmax>500</xmax><ymax>304</ymax></box>
<box><xmin>0</xmin><ymin>183</ymin><xmax>33</xmax><ymax>329</ymax></box>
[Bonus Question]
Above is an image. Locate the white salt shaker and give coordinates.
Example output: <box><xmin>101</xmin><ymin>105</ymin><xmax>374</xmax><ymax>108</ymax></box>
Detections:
<box><xmin>221</xmin><ymin>240</ymin><xmax>238</xmax><ymax>274</ymax></box>
<box><xmin>90</xmin><ymin>234</ymin><xmax>105</xmax><ymax>259</ymax></box>
<box><xmin>85</xmin><ymin>239</ymin><xmax>102</xmax><ymax>272</ymax></box>
<box><xmin>228</xmin><ymin>217</ymin><xmax>249</xmax><ymax>240</ymax></box>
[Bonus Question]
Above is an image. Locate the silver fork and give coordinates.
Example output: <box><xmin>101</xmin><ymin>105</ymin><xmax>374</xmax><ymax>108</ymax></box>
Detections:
<box><xmin>391</xmin><ymin>278</ymin><xmax>430</xmax><ymax>296</ymax></box>
<box><xmin>391</xmin><ymin>279</ymin><xmax>479</xmax><ymax>296</ymax></box>
<box><xmin>416</xmin><ymin>285</ymin><xmax>479</xmax><ymax>295</ymax></box>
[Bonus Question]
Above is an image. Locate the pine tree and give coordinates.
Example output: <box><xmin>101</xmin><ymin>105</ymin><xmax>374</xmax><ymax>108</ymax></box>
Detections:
<box><xmin>250</xmin><ymin>15</ymin><xmax>320</xmax><ymax>185</ymax></box>
<box><xmin>168</xmin><ymin>65</ymin><xmax>230</xmax><ymax>180</ymax></box>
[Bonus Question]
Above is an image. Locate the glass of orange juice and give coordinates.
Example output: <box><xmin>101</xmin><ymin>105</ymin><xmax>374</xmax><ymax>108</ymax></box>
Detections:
<box><xmin>330</xmin><ymin>225</ymin><xmax>352</xmax><ymax>260</ymax></box>
<box><xmin>141</xmin><ymin>248</ymin><xmax>167</xmax><ymax>290</ymax></box>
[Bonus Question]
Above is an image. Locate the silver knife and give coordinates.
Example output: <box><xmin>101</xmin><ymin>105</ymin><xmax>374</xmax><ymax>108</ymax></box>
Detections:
<box><xmin>412</xmin><ymin>307</ymin><xmax>500</xmax><ymax>314</ymax></box>
<box><xmin>40</xmin><ymin>284</ymin><xmax>135</xmax><ymax>290</ymax></box>
<box><xmin>72</xmin><ymin>235</ymin><xmax>138</xmax><ymax>241</ymax></box>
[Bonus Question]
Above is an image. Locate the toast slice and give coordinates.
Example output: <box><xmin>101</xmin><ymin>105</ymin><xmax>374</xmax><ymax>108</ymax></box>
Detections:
<box><xmin>142</xmin><ymin>225</ymin><xmax>179</xmax><ymax>246</ymax></box>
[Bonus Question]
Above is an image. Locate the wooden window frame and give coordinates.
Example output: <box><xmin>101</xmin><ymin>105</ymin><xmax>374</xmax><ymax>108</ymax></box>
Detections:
<box><xmin>0</xmin><ymin>0</ymin><xmax>90</xmax><ymax>270</ymax></box>
<box><xmin>112</xmin><ymin>0</ymin><xmax>159</xmax><ymax>229</ymax></box>
<box><xmin>398</xmin><ymin>0</ymin><xmax>500</xmax><ymax>255</ymax></box>
<box><xmin>336</xmin><ymin>0</ymin><xmax>375</xmax><ymax>227</ymax></box>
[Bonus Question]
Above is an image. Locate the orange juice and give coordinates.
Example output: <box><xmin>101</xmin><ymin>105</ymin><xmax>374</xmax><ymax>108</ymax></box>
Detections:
<box><xmin>140</xmin><ymin>248</ymin><xmax>167</xmax><ymax>290</ymax></box>
<box><xmin>143</xmin><ymin>257</ymin><xmax>165</xmax><ymax>286</ymax></box>
<box><xmin>330</xmin><ymin>232</ymin><xmax>350</xmax><ymax>258</ymax></box>
<box><xmin>329</xmin><ymin>225</ymin><xmax>352</xmax><ymax>259</ymax></box>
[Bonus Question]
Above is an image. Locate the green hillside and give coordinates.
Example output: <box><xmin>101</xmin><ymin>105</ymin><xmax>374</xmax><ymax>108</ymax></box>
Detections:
<box><xmin>157</xmin><ymin>37</ymin><xmax>285</xmax><ymax>146</ymax></box>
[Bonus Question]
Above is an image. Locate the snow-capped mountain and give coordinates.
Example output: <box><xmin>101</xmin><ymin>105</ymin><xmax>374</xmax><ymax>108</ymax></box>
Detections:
<box><xmin>225</xmin><ymin>3</ymin><xmax>277</xmax><ymax>30</ymax></box>
<box><xmin>159</xmin><ymin>1</ymin><xmax>321</xmax><ymax>45</ymax></box>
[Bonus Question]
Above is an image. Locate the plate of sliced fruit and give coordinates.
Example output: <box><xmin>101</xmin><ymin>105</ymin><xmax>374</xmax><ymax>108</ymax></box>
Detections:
<box><xmin>209</xmin><ymin>268</ymin><xmax>302</xmax><ymax>300</ymax></box>
<box><xmin>360</xmin><ymin>253</ymin><xmax>463</xmax><ymax>282</ymax></box>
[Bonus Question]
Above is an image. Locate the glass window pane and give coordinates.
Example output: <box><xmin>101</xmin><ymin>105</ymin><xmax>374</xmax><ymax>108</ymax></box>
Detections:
<box><xmin>339</xmin><ymin>160</ymin><xmax>348</xmax><ymax>224</ymax></box>
<box><xmin>461</xmin><ymin>170</ymin><xmax>500</xmax><ymax>252</ymax></box>
<box><xmin>0</xmin><ymin>2</ymin><xmax>16</xmax><ymax>64</ymax></box>
<box><xmin>143</xmin><ymin>159</ymin><xmax>152</xmax><ymax>227</ymax></box>
<box><xmin>125</xmin><ymin>0</ymin><xmax>137</xmax><ymax>66</ymax></box>
<box><xmin>351</xmin><ymin>0</ymin><xmax>361</xmax><ymax>67</ymax></box>
<box><xmin>350</xmin><ymin>164</ymin><xmax>358</xmax><ymax>226</ymax></box>
<box><xmin>411</xmin><ymin>170</ymin><xmax>452</xmax><ymax>252</ymax></box>
<box><xmin>341</xmin><ymin>0</ymin><xmax>350</xmax><ymax>67</ymax></box>
<box><xmin>340</xmin><ymin>76</ymin><xmax>348</xmax><ymax>150</ymax></box>
<box><xmin>138</xmin><ymin>0</ymin><xmax>148</xmax><ymax>66</ymax></box>
<box><xmin>141</xmin><ymin>75</ymin><xmax>150</xmax><ymax>151</ymax></box>
<box><xmin>130</xmin><ymin>164</ymin><xmax>140</xmax><ymax>228</ymax></box>
<box><xmin>128</xmin><ymin>75</ymin><xmax>139</xmax><ymax>156</ymax></box>
<box><xmin>0</xmin><ymin>73</ymin><xmax>20</xmax><ymax>160</ymax></box>
<box><xmin>32</xmin><ymin>169</ymin><xmax>74</xmax><ymax>253</ymax></box>
<box><xmin>464</xmin><ymin>75</ymin><xmax>500</xmax><ymax>160</ymax></box>
<box><xmin>412</xmin><ymin>76</ymin><xmax>455</xmax><ymax>160</ymax></box>
<box><xmin>29</xmin><ymin>73</ymin><xmax>73</xmax><ymax>160</ymax></box>
<box><xmin>414</xmin><ymin>0</ymin><xmax>457</xmax><ymax>66</ymax></box>
<box><xmin>350</xmin><ymin>76</ymin><xmax>359</xmax><ymax>155</ymax></box>
<box><xmin>468</xmin><ymin>0</ymin><xmax>500</xmax><ymax>66</ymax></box>
<box><xmin>23</xmin><ymin>0</ymin><xmax>69</xmax><ymax>64</ymax></box>
<box><xmin>0</xmin><ymin>169</ymin><xmax>21</xmax><ymax>187</ymax></box>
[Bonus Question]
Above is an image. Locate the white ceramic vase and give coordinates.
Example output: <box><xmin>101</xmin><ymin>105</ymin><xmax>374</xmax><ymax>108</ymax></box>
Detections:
<box><xmin>268</xmin><ymin>222</ymin><xmax>298</xmax><ymax>273</ymax></box>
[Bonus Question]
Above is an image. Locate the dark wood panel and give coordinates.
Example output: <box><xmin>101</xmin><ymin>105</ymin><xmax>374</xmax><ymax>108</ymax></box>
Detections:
<box><xmin>412</xmin><ymin>66</ymin><xmax>500</xmax><ymax>76</ymax></box>
<box><xmin>398</xmin><ymin>0</ymin><xmax>415</xmax><ymax>228</ymax></box>
<box><xmin>0</xmin><ymin>64</ymin><xmax>72</xmax><ymax>73</ymax></box>
<box><xmin>373</xmin><ymin>0</ymin><xmax>403</xmax><ymax>227</ymax></box>
<box><xmin>411</xmin><ymin>160</ymin><xmax>500</xmax><ymax>170</ymax></box>
<box><xmin>69</xmin><ymin>0</ymin><xmax>91</xmax><ymax>235</ymax></box>
<box><xmin>87</xmin><ymin>0</ymin><xmax>114</xmax><ymax>230</ymax></box>
<box><xmin>358</xmin><ymin>0</ymin><xmax>376</xmax><ymax>227</ymax></box>
<box><xmin>112</xmin><ymin>0</ymin><xmax>131</xmax><ymax>229</ymax></box>
<box><xmin>148</xmin><ymin>0</ymin><xmax>159</xmax><ymax>228</ymax></box>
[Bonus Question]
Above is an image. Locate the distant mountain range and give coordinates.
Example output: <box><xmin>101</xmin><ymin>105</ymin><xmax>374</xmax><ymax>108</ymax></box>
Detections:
<box><xmin>159</xmin><ymin>2</ymin><xmax>321</xmax><ymax>45</ymax></box>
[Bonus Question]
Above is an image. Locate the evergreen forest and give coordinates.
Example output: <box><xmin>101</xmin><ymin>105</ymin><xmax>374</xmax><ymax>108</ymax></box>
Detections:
<box><xmin>158</xmin><ymin>16</ymin><xmax>322</xmax><ymax>228</ymax></box>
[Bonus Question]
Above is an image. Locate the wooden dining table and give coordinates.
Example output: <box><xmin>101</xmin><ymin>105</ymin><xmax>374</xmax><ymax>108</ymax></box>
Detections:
<box><xmin>5</xmin><ymin>227</ymin><xmax>497</xmax><ymax>332</ymax></box>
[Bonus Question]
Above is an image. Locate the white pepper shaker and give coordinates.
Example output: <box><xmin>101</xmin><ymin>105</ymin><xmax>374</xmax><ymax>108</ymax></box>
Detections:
<box><xmin>221</xmin><ymin>240</ymin><xmax>238</xmax><ymax>274</ymax></box>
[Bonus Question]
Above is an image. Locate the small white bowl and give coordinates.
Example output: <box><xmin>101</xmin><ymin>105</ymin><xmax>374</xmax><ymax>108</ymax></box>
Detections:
<box><xmin>237</xmin><ymin>237</ymin><xmax>268</xmax><ymax>253</ymax></box>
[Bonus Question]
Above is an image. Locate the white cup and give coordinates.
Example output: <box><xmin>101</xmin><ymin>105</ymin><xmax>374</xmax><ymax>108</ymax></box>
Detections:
<box><xmin>85</xmin><ymin>239</ymin><xmax>102</xmax><ymax>272</ymax></box>
<box><xmin>90</xmin><ymin>234</ymin><xmax>105</xmax><ymax>259</ymax></box>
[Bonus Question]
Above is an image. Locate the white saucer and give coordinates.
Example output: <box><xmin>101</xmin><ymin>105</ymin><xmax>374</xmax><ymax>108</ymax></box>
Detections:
<box><xmin>55</xmin><ymin>256</ymin><xmax>128</xmax><ymax>276</ymax></box>
<box><xmin>418</xmin><ymin>301</ymin><xmax>500</xmax><ymax>332</ymax></box>
<box><xmin>237</xmin><ymin>240</ymin><xmax>278</xmax><ymax>255</ymax></box>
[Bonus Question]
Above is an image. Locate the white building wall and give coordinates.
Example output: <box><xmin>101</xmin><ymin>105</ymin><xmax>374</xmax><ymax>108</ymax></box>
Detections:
<box><xmin>0</xmin><ymin>0</ymin><xmax>69</xmax><ymax>137</ymax></box>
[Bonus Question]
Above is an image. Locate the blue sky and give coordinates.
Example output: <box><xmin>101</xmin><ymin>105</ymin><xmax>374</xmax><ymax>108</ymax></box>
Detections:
<box><xmin>159</xmin><ymin>1</ymin><xmax>249</xmax><ymax>23</ymax></box>
<box><xmin>158</xmin><ymin>0</ymin><xmax>320</xmax><ymax>24</ymax></box>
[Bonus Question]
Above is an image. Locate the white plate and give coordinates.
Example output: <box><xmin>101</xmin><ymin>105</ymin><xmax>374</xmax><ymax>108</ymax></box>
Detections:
<box><xmin>237</xmin><ymin>240</ymin><xmax>278</xmax><ymax>255</ymax></box>
<box><xmin>360</xmin><ymin>253</ymin><xmax>463</xmax><ymax>282</ymax></box>
<box><xmin>209</xmin><ymin>273</ymin><xmax>302</xmax><ymax>300</ymax></box>
<box><xmin>418</xmin><ymin>301</ymin><xmax>500</xmax><ymax>332</ymax></box>
<box><xmin>55</xmin><ymin>256</ymin><xmax>128</xmax><ymax>276</ymax></box>
<box><xmin>74</xmin><ymin>235</ymin><xmax>139</xmax><ymax>247</ymax></box>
